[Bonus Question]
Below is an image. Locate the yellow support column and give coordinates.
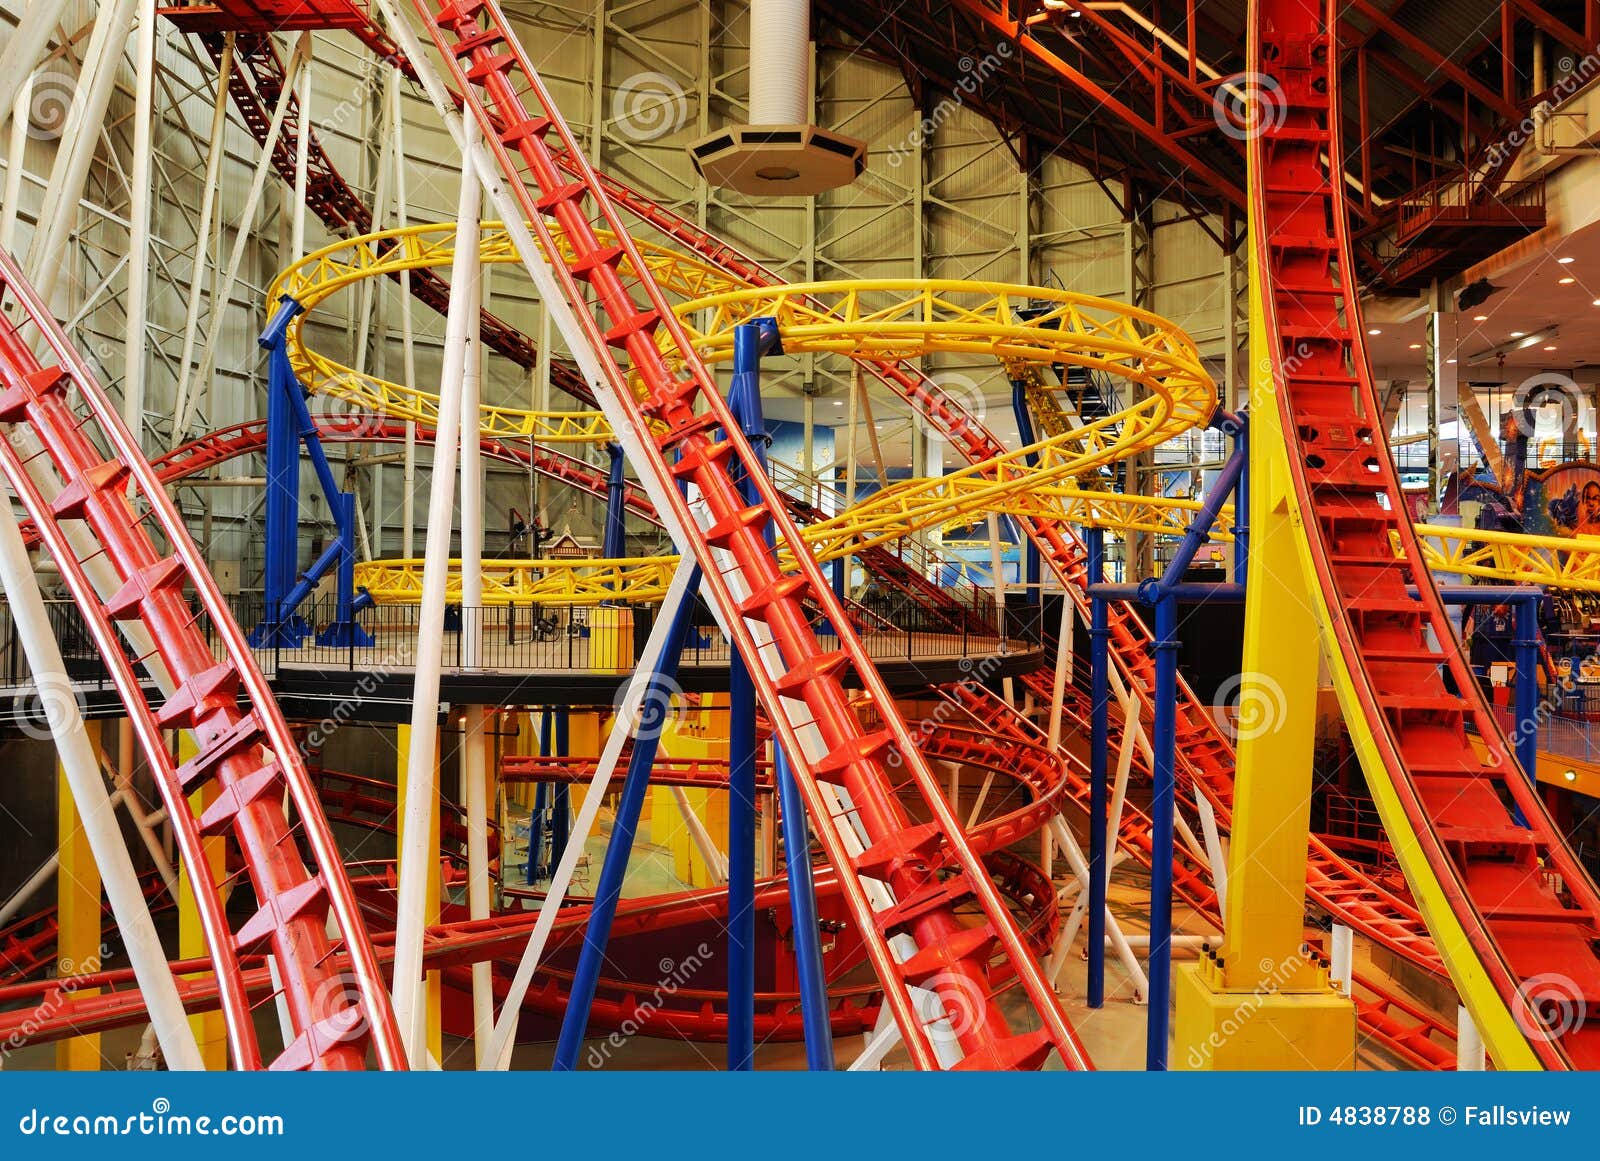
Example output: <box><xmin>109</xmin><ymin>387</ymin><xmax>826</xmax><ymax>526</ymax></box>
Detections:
<box><xmin>1173</xmin><ymin>238</ymin><xmax>1355</xmax><ymax>1070</ymax></box>
<box><xmin>589</xmin><ymin>606</ymin><xmax>634</xmax><ymax>674</ymax></box>
<box><xmin>174</xmin><ymin>729</ymin><xmax>230</xmax><ymax>1069</ymax></box>
<box><xmin>55</xmin><ymin>719</ymin><xmax>102</xmax><ymax>1071</ymax></box>
<box><xmin>395</xmin><ymin>723</ymin><xmax>442</xmax><ymax>1066</ymax></box>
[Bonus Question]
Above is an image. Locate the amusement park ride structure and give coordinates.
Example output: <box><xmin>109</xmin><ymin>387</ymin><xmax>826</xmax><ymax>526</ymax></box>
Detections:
<box><xmin>1</xmin><ymin>0</ymin><xmax>1599</xmax><ymax>1073</ymax></box>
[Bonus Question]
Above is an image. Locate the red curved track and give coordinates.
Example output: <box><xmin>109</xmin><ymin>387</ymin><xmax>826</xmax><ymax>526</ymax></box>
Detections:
<box><xmin>0</xmin><ymin>250</ymin><xmax>404</xmax><ymax>1069</ymax></box>
<box><xmin>1253</xmin><ymin>0</ymin><xmax>1600</xmax><ymax>1068</ymax></box>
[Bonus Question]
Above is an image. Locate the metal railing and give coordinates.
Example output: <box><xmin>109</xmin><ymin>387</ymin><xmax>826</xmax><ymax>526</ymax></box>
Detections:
<box><xmin>0</xmin><ymin>590</ymin><xmax>1017</xmax><ymax>695</ymax></box>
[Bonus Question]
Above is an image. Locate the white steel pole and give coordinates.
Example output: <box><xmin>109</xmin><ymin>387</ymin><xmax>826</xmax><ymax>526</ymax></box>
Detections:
<box><xmin>391</xmin><ymin>71</ymin><xmax>418</xmax><ymax>559</ymax></box>
<box><xmin>0</xmin><ymin>502</ymin><xmax>202</xmax><ymax>1070</ymax></box>
<box><xmin>25</xmin><ymin>0</ymin><xmax>140</xmax><ymax>304</ymax></box>
<box><xmin>1</xmin><ymin>73</ymin><xmax>32</xmax><ymax>252</ymax></box>
<box><xmin>391</xmin><ymin>125</ymin><xmax>479</xmax><ymax>1065</ymax></box>
<box><xmin>169</xmin><ymin>34</ymin><xmax>233</xmax><ymax>446</ymax></box>
<box><xmin>122</xmin><ymin>0</ymin><xmax>157</xmax><ymax>443</ymax></box>
<box><xmin>290</xmin><ymin>32</ymin><xmax>312</xmax><ymax>264</ymax></box>
<box><xmin>172</xmin><ymin>35</ymin><xmax>309</xmax><ymax>448</ymax></box>
<box><xmin>456</xmin><ymin>112</ymin><xmax>492</xmax><ymax>1062</ymax></box>
<box><xmin>0</xmin><ymin>0</ymin><xmax>72</xmax><ymax>127</ymax></box>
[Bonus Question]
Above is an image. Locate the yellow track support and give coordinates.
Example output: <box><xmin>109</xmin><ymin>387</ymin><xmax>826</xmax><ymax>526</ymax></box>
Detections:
<box><xmin>1173</xmin><ymin>238</ymin><xmax>1353</xmax><ymax>1070</ymax></box>
<box><xmin>55</xmin><ymin>719</ymin><xmax>101</xmax><ymax>1071</ymax></box>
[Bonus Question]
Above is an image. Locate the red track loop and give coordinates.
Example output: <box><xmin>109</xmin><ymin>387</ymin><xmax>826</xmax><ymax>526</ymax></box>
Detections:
<box><xmin>0</xmin><ymin>251</ymin><xmax>404</xmax><ymax>1070</ymax></box>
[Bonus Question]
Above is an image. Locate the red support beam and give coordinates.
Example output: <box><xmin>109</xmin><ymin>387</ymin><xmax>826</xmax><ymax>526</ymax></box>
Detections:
<box><xmin>947</xmin><ymin>0</ymin><xmax>1245</xmax><ymax>208</ymax></box>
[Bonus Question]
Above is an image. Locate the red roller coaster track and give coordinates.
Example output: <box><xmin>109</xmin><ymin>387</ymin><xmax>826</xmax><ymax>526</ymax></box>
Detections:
<box><xmin>0</xmin><ymin>250</ymin><xmax>405</xmax><ymax>1070</ymax></box>
<box><xmin>1252</xmin><ymin>0</ymin><xmax>1600</xmax><ymax>1069</ymax></box>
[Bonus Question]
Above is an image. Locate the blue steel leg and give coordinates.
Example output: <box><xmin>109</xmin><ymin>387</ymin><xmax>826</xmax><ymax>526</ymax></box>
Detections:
<box><xmin>728</xmin><ymin>644</ymin><xmax>758</xmax><ymax>1069</ymax></box>
<box><xmin>551</xmin><ymin>708</ymin><xmax>571</xmax><ymax>869</ymax></box>
<box><xmin>252</xmin><ymin>305</ymin><xmax>310</xmax><ymax>647</ymax></box>
<box><xmin>1087</xmin><ymin>527</ymin><xmax>1109</xmax><ymax>1009</ymax></box>
<box><xmin>527</xmin><ymin>710</ymin><xmax>553</xmax><ymax>886</ymax></box>
<box><xmin>723</xmin><ymin>317</ymin><xmax>781</xmax><ymax>1068</ymax></box>
<box><xmin>552</xmin><ymin>592</ymin><xmax>699</xmax><ymax>1069</ymax></box>
<box><xmin>776</xmin><ymin>743</ymin><xmax>834</xmax><ymax>1069</ymax></box>
<box><xmin>1147</xmin><ymin>592</ymin><xmax>1178</xmax><ymax>1070</ymax></box>
<box><xmin>1515</xmin><ymin>595</ymin><xmax>1540</xmax><ymax>791</ymax></box>
<box><xmin>315</xmin><ymin>492</ymin><xmax>374</xmax><ymax>646</ymax></box>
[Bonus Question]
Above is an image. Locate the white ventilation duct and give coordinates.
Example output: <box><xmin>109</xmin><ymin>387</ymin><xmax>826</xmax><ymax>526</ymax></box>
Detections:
<box><xmin>690</xmin><ymin>0</ymin><xmax>866</xmax><ymax>196</ymax></box>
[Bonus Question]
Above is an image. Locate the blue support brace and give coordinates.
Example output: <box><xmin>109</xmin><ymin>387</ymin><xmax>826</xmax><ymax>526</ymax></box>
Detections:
<box><xmin>551</xmin><ymin>583</ymin><xmax>701</xmax><ymax>1070</ymax></box>
<box><xmin>1009</xmin><ymin>380</ymin><xmax>1042</xmax><ymax>607</ymax></box>
<box><xmin>1146</xmin><ymin>591</ymin><xmax>1177</xmax><ymax>1071</ymax></box>
<box><xmin>550</xmin><ymin>708</ymin><xmax>571</xmax><ymax>870</ymax></box>
<box><xmin>527</xmin><ymin>709</ymin><xmax>554</xmax><ymax>885</ymax></box>
<box><xmin>1086</xmin><ymin>527</ymin><xmax>1109</xmax><ymax>1010</ymax></box>
<box><xmin>1513</xmin><ymin>593</ymin><xmax>1541</xmax><ymax>790</ymax></box>
<box><xmin>775</xmin><ymin>743</ymin><xmax>834</xmax><ymax>1069</ymax></box>
<box><xmin>725</xmin><ymin>317</ymin><xmax>780</xmax><ymax>1070</ymax></box>
<box><xmin>251</xmin><ymin>296</ymin><xmax>370</xmax><ymax>647</ymax></box>
<box><xmin>603</xmin><ymin>442</ymin><xmax>627</xmax><ymax>562</ymax></box>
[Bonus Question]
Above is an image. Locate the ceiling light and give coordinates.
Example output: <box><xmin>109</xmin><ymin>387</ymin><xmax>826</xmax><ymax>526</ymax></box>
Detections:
<box><xmin>1367</xmin><ymin>328</ymin><xmax>1382</xmax><ymax>335</ymax></box>
<box><xmin>1560</xmin><ymin>276</ymin><xmax>1576</xmax><ymax>285</ymax></box>
<box><xmin>1511</xmin><ymin>331</ymin><xmax>1526</xmax><ymax>338</ymax></box>
<box><xmin>1408</xmin><ymin>342</ymin><xmax>1422</xmax><ymax>349</ymax></box>
<box><xmin>1473</xmin><ymin>314</ymin><xmax>1489</xmax><ymax>322</ymax></box>
<box><xmin>1446</xmin><ymin>358</ymin><xmax>1458</xmax><ymax>364</ymax></box>
<box><xmin>1560</xmin><ymin>256</ymin><xmax>1576</xmax><ymax>264</ymax></box>
<box><xmin>1545</xmin><ymin>345</ymin><xmax>1559</xmax><ymax>351</ymax></box>
<box><xmin>1566</xmin><ymin>769</ymin><xmax>1578</xmax><ymax>782</ymax></box>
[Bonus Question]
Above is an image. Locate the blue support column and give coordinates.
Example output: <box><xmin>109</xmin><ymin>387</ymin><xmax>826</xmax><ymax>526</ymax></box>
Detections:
<box><xmin>527</xmin><ymin>709</ymin><xmax>553</xmax><ymax>885</ymax></box>
<box><xmin>550</xmin><ymin>708</ymin><xmax>571</xmax><ymax>870</ymax></box>
<box><xmin>724</xmin><ymin>317</ymin><xmax>779</xmax><ymax>1070</ymax></box>
<box><xmin>252</xmin><ymin>299</ymin><xmax>310</xmax><ymax>648</ymax></box>
<box><xmin>603</xmin><ymin>442</ymin><xmax>627</xmax><ymax>561</ymax></box>
<box><xmin>722</xmin><ymin>315</ymin><xmax>833</xmax><ymax>1068</ymax></box>
<box><xmin>552</xmin><ymin>585</ymin><xmax>700</xmax><ymax>1069</ymax></box>
<box><xmin>1146</xmin><ymin>590</ymin><xmax>1178</xmax><ymax>1070</ymax></box>
<box><xmin>775</xmin><ymin>743</ymin><xmax>834</xmax><ymax>1069</ymax></box>
<box><xmin>1514</xmin><ymin>594</ymin><xmax>1541</xmax><ymax>789</ymax></box>
<box><xmin>1010</xmin><ymin>381</ymin><xmax>1042</xmax><ymax>608</ymax></box>
<box><xmin>1222</xmin><ymin>414</ymin><xmax>1250</xmax><ymax>586</ymax></box>
<box><xmin>251</xmin><ymin>296</ymin><xmax>369</xmax><ymax>647</ymax></box>
<box><xmin>1086</xmin><ymin>527</ymin><xmax>1109</xmax><ymax>1010</ymax></box>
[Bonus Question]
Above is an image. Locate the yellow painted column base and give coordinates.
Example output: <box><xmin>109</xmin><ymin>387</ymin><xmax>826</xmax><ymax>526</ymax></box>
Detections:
<box><xmin>1174</xmin><ymin>962</ymin><xmax>1355</xmax><ymax>1071</ymax></box>
<box><xmin>589</xmin><ymin>607</ymin><xmax>634</xmax><ymax>673</ymax></box>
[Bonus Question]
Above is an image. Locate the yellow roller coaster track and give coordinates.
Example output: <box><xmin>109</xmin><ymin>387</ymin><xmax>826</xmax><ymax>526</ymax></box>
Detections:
<box><xmin>293</xmin><ymin>225</ymin><xmax>1600</xmax><ymax>605</ymax></box>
